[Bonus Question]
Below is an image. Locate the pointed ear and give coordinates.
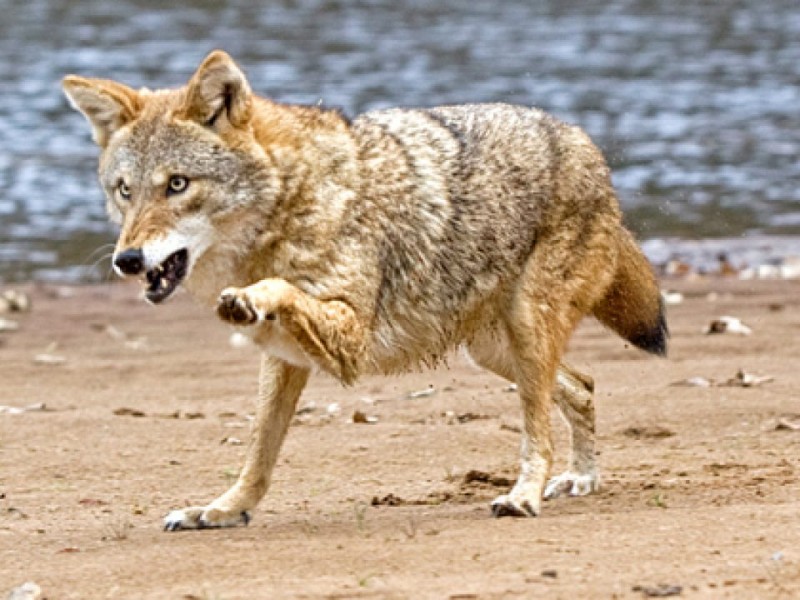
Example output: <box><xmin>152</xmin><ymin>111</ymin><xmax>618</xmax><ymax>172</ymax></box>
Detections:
<box><xmin>62</xmin><ymin>76</ymin><xmax>142</xmax><ymax>147</ymax></box>
<box><xmin>181</xmin><ymin>50</ymin><xmax>253</xmax><ymax>128</ymax></box>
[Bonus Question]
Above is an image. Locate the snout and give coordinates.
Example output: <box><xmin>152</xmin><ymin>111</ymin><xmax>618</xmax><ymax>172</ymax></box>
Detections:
<box><xmin>113</xmin><ymin>248</ymin><xmax>145</xmax><ymax>276</ymax></box>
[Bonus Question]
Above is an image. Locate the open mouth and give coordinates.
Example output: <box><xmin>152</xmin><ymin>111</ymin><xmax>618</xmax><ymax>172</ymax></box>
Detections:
<box><xmin>144</xmin><ymin>248</ymin><xmax>188</xmax><ymax>304</ymax></box>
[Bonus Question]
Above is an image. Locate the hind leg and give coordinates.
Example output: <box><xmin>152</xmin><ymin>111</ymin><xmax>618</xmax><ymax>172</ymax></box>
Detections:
<box><xmin>484</xmin><ymin>232</ymin><xmax>614</xmax><ymax>516</ymax></box>
<box><xmin>544</xmin><ymin>364</ymin><xmax>599</xmax><ymax>498</ymax></box>
<box><xmin>467</xmin><ymin>336</ymin><xmax>599</xmax><ymax>505</ymax></box>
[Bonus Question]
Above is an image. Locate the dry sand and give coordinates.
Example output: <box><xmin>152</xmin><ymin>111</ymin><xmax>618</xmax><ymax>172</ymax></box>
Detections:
<box><xmin>1</xmin><ymin>278</ymin><xmax>799</xmax><ymax>599</ymax></box>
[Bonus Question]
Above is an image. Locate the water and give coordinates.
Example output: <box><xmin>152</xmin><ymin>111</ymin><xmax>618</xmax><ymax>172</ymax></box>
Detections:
<box><xmin>2</xmin><ymin>0</ymin><xmax>800</xmax><ymax>282</ymax></box>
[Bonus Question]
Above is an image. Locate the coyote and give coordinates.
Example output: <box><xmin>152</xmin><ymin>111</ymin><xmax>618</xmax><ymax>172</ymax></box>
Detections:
<box><xmin>63</xmin><ymin>50</ymin><xmax>666</xmax><ymax>530</ymax></box>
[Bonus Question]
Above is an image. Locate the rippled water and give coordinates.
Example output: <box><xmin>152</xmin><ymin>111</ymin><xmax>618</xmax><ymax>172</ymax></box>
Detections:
<box><xmin>1</xmin><ymin>0</ymin><xmax>799</xmax><ymax>282</ymax></box>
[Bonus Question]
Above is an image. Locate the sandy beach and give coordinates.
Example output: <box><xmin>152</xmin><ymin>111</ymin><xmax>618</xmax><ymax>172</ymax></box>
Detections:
<box><xmin>1</xmin><ymin>276</ymin><xmax>799</xmax><ymax>598</ymax></box>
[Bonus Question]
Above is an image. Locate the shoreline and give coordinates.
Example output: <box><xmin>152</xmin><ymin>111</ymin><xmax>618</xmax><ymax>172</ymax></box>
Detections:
<box><xmin>2</xmin><ymin>234</ymin><xmax>800</xmax><ymax>286</ymax></box>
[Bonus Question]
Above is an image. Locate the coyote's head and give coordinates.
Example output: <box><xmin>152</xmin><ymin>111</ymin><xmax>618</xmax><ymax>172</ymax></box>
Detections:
<box><xmin>63</xmin><ymin>51</ymin><xmax>275</xmax><ymax>304</ymax></box>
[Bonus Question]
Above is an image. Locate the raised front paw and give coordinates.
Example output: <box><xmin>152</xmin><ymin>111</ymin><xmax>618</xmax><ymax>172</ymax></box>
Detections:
<box><xmin>163</xmin><ymin>505</ymin><xmax>251</xmax><ymax>532</ymax></box>
<box><xmin>216</xmin><ymin>280</ymin><xmax>295</xmax><ymax>326</ymax></box>
<box><xmin>490</xmin><ymin>492</ymin><xmax>541</xmax><ymax>518</ymax></box>
<box><xmin>217</xmin><ymin>288</ymin><xmax>262</xmax><ymax>325</ymax></box>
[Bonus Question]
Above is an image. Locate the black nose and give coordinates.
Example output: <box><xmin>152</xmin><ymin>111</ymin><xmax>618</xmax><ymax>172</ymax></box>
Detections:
<box><xmin>114</xmin><ymin>248</ymin><xmax>145</xmax><ymax>275</ymax></box>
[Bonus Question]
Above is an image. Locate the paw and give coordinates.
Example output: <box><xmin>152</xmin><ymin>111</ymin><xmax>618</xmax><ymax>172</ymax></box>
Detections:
<box><xmin>217</xmin><ymin>289</ymin><xmax>262</xmax><ymax>325</ymax></box>
<box><xmin>216</xmin><ymin>281</ymin><xmax>292</xmax><ymax>326</ymax></box>
<box><xmin>163</xmin><ymin>505</ymin><xmax>251</xmax><ymax>532</ymax></box>
<box><xmin>543</xmin><ymin>471</ymin><xmax>599</xmax><ymax>500</ymax></box>
<box><xmin>490</xmin><ymin>493</ymin><xmax>540</xmax><ymax>518</ymax></box>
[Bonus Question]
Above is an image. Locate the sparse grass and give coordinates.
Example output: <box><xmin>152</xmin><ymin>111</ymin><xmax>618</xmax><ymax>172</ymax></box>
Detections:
<box><xmin>101</xmin><ymin>515</ymin><xmax>132</xmax><ymax>541</ymax></box>
<box><xmin>301</xmin><ymin>517</ymin><xmax>319</xmax><ymax>536</ymax></box>
<box><xmin>356</xmin><ymin>573</ymin><xmax>377</xmax><ymax>588</ymax></box>
<box><xmin>221</xmin><ymin>467</ymin><xmax>239</xmax><ymax>483</ymax></box>
<box><xmin>764</xmin><ymin>557</ymin><xmax>800</xmax><ymax>597</ymax></box>
<box><xmin>443</xmin><ymin>466</ymin><xmax>460</xmax><ymax>484</ymax></box>
<box><xmin>402</xmin><ymin>516</ymin><xmax>418</xmax><ymax>540</ymax></box>
<box><xmin>648</xmin><ymin>492</ymin><xmax>668</xmax><ymax>509</ymax></box>
<box><xmin>182</xmin><ymin>588</ymin><xmax>225</xmax><ymax>600</ymax></box>
<box><xmin>353</xmin><ymin>501</ymin><xmax>369</xmax><ymax>535</ymax></box>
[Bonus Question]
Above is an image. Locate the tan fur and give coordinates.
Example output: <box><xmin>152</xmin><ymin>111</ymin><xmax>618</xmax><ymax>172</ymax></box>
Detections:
<box><xmin>63</xmin><ymin>50</ymin><xmax>666</xmax><ymax>529</ymax></box>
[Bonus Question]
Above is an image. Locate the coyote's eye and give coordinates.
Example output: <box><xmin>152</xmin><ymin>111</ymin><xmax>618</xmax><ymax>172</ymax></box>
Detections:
<box><xmin>167</xmin><ymin>175</ymin><xmax>189</xmax><ymax>196</ymax></box>
<box><xmin>117</xmin><ymin>180</ymin><xmax>131</xmax><ymax>201</ymax></box>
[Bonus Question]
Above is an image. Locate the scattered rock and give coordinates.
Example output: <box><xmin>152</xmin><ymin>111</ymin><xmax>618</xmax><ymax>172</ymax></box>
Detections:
<box><xmin>716</xmin><ymin>253</ymin><xmax>740</xmax><ymax>277</ymax></box>
<box><xmin>462</xmin><ymin>470</ymin><xmax>515</xmax><ymax>488</ymax></box>
<box><xmin>124</xmin><ymin>338</ymin><xmax>148</xmax><ymax>351</ymax></box>
<box><xmin>156</xmin><ymin>410</ymin><xmax>181</xmax><ymax>419</ymax></box>
<box><xmin>663</xmin><ymin>258</ymin><xmax>693</xmax><ymax>278</ymax></box>
<box><xmin>6</xmin><ymin>581</ymin><xmax>42</xmax><ymax>600</ymax></box>
<box><xmin>722</xmin><ymin>369</ymin><xmax>773</xmax><ymax>388</ymax></box>
<box><xmin>670</xmin><ymin>376</ymin><xmax>713</xmax><ymax>388</ymax></box>
<box><xmin>739</xmin><ymin>256</ymin><xmax>800</xmax><ymax>280</ymax></box>
<box><xmin>220</xmin><ymin>436</ymin><xmax>243</xmax><ymax>446</ymax></box>
<box><xmin>632</xmin><ymin>584</ymin><xmax>683</xmax><ymax>597</ymax></box>
<box><xmin>541</xmin><ymin>569</ymin><xmax>558</xmax><ymax>579</ymax></box>
<box><xmin>622</xmin><ymin>425</ymin><xmax>675</xmax><ymax>440</ymax></box>
<box><xmin>407</xmin><ymin>385</ymin><xmax>436</xmax><ymax>399</ymax></box>
<box><xmin>113</xmin><ymin>407</ymin><xmax>146</xmax><ymax>417</ymax></box>
<box><xmin>500</xmin><ymin>422</ymin><xmax>522</xmax><ymax>433</ymax></box>
<box><xmin>78</xmin><ymin>498</ymin><xmax>108</xmax><ymax>506</ymax></box>
<box><xmin>503</xmin><ymin>383</ymin><xmax>518</xmax><ymax>393</ymax></box>
<box><xmin>0</xmin><ymin>318</ymin><xmax>19</xmax><ymax>332</ymax></box>
<box><xmin>326</xmin><ymin>402</ymin><xmax>341</xmax><ymax>416</ymax></box>
<box><xmin>295</xmin><ymin>402</ymin><xmax>316</xmax><ymax>416</ymax></box>
<box><xmin>0</xmin><ymin>403</ymin><xmax>47</xmax><ymax>415</ymax></box>
<box><xmin>38</xmin><ymin>284</ymin><xmax>75</xmax><ymax>299</ymax></box>
<box><xmin>33</xmin><ymin>353</ymin><xmax>66</xmax><ymax>365</ymax></box>
<box><xmin>371</xmin><ymin>493</ymin><xmax>405</xmax><ymax>506</ymax></box>
<box><xmin>352</xmin><ymin>410</ymin><xmax>378</xmax><ymax>424</ymax></box>
<box><xmin>90</xmin><ymin>323</ymin><xmax>148</xmax><ymax>350</ymax></box>
<box><xmin>703</xmin><ymin>316</ymin><xmax>752</xmax><ymax>335</ymax></box>
<box><xmin>442</xmin><ymin>411</ymin><xmax>492</xmax><ymax>424</ymax></box>
<box><xmin>775</xmin><ymin>415</ymin><xmax>800</xmax><ymax>431</ymax></box>
<box><xmin>704</xmin><ymin>462</ymin><xmax>747</xmax><ymax>476</ymax></box>
<box><xmin>6</xmin><ymin>505</ymin><xmax>28</xmax><ymax>519</ymax></box>
<box><xmin>0</xmin><ymin>290</ymin><xmax>31</xmax><ymax>313</ymax></box>
<box><xmin>661</xmin><ymin>290</ymin><xmax>684</xmax><ymax>305</ymax></box>
<box><xmin>671</xmin><ymin>370</ymin><xmax>772</xmax><ymax>389</ymax></box>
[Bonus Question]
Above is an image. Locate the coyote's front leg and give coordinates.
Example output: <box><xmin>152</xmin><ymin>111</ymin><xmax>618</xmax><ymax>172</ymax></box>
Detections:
<box><xmin>216</xmin><ymin>278</ymin><xmax>366</xmax><ymax>384</ymax></box>
<box><xmin>164</xmin><ymin>356</ymin><xmax>309</xmax><ymax>531</ymax></box>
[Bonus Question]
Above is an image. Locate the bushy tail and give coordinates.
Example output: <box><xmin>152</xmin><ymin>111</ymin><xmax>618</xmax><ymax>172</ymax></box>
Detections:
<box><xmin>592</xmin><ymin>227</ymin><xmax>668</xmax><ymax>356</ymax></box>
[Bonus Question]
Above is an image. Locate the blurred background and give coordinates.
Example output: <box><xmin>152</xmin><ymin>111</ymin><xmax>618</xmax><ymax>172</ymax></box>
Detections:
<box><xmin>1</xmin><ymin>0</ymin><xmax>799</xmax><ymax>283</ymax></box>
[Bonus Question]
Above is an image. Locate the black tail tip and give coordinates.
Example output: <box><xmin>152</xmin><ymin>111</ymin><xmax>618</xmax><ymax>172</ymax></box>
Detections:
<box><xmin>630</xmin><ymin>305</ymin><xmax>669</xmax><ymax>357</ymax></box>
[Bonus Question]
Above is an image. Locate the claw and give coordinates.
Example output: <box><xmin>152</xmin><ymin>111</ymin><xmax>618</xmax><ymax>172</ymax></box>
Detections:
<box><xmin>164</xmin><ymin>518</ymin><xmax>182</xmax><ymax>532</ymax></box>
<box><xmin>216</xmin><ymin>292</ymin><xmax>258</xmax><ymax>325</ymax></box>
<box><xmin>490</xmin><ymin>495</ymin><xmax>539</xmax><ymax>518</ymax></box>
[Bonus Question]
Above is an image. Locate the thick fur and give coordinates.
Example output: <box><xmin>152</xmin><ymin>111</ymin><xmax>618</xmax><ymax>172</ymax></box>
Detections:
<box><xmin>63</xmin><ymin>50</ymin><xmax>666</xmax><ymax>528</ymax></box>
